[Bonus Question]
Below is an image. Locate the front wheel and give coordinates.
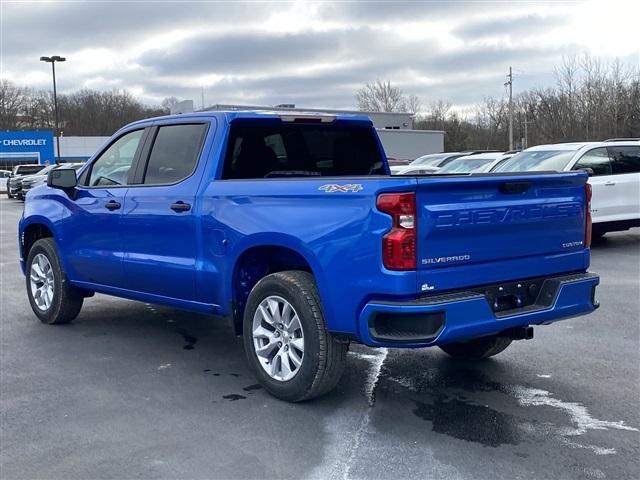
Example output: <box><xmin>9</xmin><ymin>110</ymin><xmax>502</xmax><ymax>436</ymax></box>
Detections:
<box><xmin>26</xmin><ymin>238</ymin><xmax>84</xmax><ymax>325</ymax></box>
<box><xmin>439</xmin><ymin>335</ymin><xmax>512</xmax><ymax>360</ymax></box>
<box><xmin>243</xmin><ymin>271</ymin><xmax>347</xmax><ymax>402</ymax></box>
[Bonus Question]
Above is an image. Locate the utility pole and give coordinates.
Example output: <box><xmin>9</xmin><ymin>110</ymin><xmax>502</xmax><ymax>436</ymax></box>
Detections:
<box><xmin>524</xmin><ymin>116</ymin><xmax>529</xmax><ymax>149</ymax></box>
<box><xmin>40</xmin><ymin>55</ymin><xmax>66</xmax><ymax>164</ymax></box>
<box><xmin>505</xmin><ymin>66</ymin><xmax>514</xmax><ymax>151</ymax></box>
<box><xmin>201</xmin><ymin>86</ymin><xmax>205</xmax><ymax>110</ymax></box>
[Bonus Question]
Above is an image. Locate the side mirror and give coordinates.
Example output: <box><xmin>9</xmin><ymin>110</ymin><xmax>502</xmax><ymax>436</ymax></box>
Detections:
<box><xmin>47</xmin><ymin>168</ymin><xmax>77</xmax><ymax>189</ymax></box>
<box><xmin>581</xmin><ymin>167</ymin><xmax>595</xmax><ymax>177</ymax></box>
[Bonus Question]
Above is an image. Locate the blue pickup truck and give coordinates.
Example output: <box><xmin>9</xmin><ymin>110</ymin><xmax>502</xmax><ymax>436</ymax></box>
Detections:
<box><xmin>19</xmin><ymin>111</ymin><xmax>599</xmax><ymax>401</ymax></box>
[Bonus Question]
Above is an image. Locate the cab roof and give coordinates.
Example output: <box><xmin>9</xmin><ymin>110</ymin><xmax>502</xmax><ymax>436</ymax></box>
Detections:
<box><xmin>125</xmin><ymin>110</ymin><xmax>373</xmax><ymax>129</ymax></box>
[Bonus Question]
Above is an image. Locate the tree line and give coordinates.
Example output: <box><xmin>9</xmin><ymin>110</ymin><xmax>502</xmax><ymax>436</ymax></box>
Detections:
<box><xmin>2</xmin><ymin>54</ymin><xmax>638</xmax><ymax>148</ymax></box>
<box><xmin>0</xmin><ymin>81</ymin><xmax>175</xmax><ymax>136</ymax></box>
<box><xmin>357</xmin><ymin>55</ymin><xmax>639</xmax><ymax>151</ymax></box>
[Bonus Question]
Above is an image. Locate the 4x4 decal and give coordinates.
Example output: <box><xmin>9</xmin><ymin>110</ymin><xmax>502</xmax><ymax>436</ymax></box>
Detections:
<box><xmin>318</xmin><ymin>184</ymin><xmax>363</xmax><ymax>193</ymax></box>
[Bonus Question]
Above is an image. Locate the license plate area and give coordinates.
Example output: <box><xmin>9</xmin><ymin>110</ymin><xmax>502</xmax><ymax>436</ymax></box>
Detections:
<box><xmin>473</xmin><ymin>276</ymin><xmax>547</xmax><ymax>313</ymax></box>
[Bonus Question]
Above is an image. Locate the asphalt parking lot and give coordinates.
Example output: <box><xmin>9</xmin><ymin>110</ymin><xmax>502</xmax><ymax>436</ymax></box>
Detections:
<box><xmin>1</xmin><ymin>196</ymin><xmax>639</xmax><ymax>480</ymax></box>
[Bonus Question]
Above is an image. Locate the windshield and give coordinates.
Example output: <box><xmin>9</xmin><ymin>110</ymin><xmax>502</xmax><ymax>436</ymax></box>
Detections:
<box><xmin>438</xmin><ymin>157</ymin><xmax>495</xmax><ymax>173</ymax></box>
<box><xmin>37</xmin><ymin>165</ymin><xmax>58</xmax><ymax>175</ymax></box>
<box><xmin>410</xmin><ymin>153</ymin><xmax>449</xmax><ymax>166</ymax></box>
<box><xmin>494</xmin><ymin>150</ymin><xmax>577</xmax><ymax>172</ymax></box>
<box><xmin>13</xmin><ymin>165</ymin><xmax>43</xmax><ymax>175</ymax></box>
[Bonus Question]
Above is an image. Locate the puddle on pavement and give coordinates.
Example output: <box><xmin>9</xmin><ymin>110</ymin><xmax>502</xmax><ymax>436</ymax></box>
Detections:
<box><xmin>222</xmin><ymin>394</ymin><xmax>246</xmax><ymax>401</ymax></box>
<box><xmin>243</xmin><ymin>384</ymin><xmax>263</xmax><ymax>392</ymax></box>
<box><xmin>375</xmin><ymin>358</ymin><xmax>636</xmax><ymax>455</ymax></box>
<box><xmin>413</xmin><ymin>394</ymin><xmax>520</xmax><ymax>447</ymax></box>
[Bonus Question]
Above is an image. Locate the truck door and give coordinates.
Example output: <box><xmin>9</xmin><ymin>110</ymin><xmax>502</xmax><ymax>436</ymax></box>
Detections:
<box><xmin>63</xmin><ymin>128</ymin><xmax>146</xmax><ymax>286</ymax></box>
<box><xmin>572</xmin><ymin>147</ymin><xmax>615</xmax><ymax>222</ymax></box>
<box><xmin>607</xmin><ymin>145</ymin><xmax>640</xmax><ymax>221</ymax></box>
<box><xmin>120</xmin><ymin>122</ymin><xmax>210</xmax><ymax>301</ymax></box>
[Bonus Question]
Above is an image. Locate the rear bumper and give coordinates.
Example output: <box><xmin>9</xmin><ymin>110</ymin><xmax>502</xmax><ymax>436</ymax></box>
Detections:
<box><xmin>358</xmin><ymin>272</ymin><xmax>599</xmax><ymax>348</ymax></box>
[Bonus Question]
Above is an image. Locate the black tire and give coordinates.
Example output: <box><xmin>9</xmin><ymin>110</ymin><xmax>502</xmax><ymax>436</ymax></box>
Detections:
<box><xmin>26</xmin><ymin>238</ymin><xmax>83</xmax><ymax>325</ymax></box>
<box><xmin>243</xmin><ymin>271</ymin><xmax>347</xmax><ymax>402</ymax></box>
<box><xmin>439</xmin><ymin>335</ymin><xmax>512</xmax><ymax>360</ymax></box>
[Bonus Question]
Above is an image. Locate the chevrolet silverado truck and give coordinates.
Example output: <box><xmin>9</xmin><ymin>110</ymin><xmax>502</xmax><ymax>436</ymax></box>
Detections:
<box><xmin>19</xmin><ymin>111</ymin><xmax>600</xmax><ymax>401</ymax></box>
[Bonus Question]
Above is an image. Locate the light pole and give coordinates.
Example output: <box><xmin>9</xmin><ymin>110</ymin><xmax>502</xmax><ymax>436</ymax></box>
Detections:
<box><xmin>505</xmin><ymin>66</ymin><xmax>514</xmax><ymax>151</ymax></box>
<box><xmin>40</xmin><ymin>55</ymin><xmax>66</xmax><ymax>164</ymax></box>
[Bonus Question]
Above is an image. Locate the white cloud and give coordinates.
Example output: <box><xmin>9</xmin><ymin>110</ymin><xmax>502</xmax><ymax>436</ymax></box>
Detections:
<box><xmin>1</xmin><ymin>1</ymin><xmax>637</xmax><ymax>108</ymax></box>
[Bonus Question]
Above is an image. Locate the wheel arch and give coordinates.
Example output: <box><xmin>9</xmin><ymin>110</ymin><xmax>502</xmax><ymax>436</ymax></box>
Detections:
<box><xmin>228</xmin><ymin>237</ymin><xmax>325</xmax><ymax>335</ymax></box>
<box><xmin>20</xmin><ymin>217</ymin><xmax>57</xmax><ymax>264</ymax></box>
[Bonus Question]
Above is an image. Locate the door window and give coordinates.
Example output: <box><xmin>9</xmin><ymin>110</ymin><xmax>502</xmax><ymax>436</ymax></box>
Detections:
<box><xmin>142</xmin><ymin>124</ymin><xmax>207</xmax><ymax>185</ymax></box>
<box><xmin>573</xmin><ymin>148</ymin><xmax>612</xmax><ymax>176</ymax></box>
<box><xmin>608</xmin><ymin>146</ymin><xmax>640</xmax><ymax>174</ymax></box>
<box><xmin>86</xmin><ymin>129</ymin><xmax>144</xmax><ymax>186</ymax></box>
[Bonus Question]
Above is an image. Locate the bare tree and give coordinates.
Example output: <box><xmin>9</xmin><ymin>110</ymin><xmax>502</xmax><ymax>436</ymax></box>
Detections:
<box><xmin>403</xmin><ymin>94</ymin><xmax>422</xmax><ymax>115</ymax></box>
<box><xmin>427</xmin><ymin>100</ymin><xmax>451</xmax><ymax>130</ymax></box>
<box><xmin>0</xmin><ymin>79</ymin><xmax>27</xmax><ymax>129</ymax></box>
<box><xmin>161</xmin><ymin>96</ymin><xmax>179</xmax><ymax>113</ymax></box>
<box><xmin>356</xmin><ymin>79</ymin><xmax>406</xmax><ymax>112</ymax></box>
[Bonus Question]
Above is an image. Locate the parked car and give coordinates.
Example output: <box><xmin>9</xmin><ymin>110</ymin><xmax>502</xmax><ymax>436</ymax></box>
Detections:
<box><xmin>7</xmin><ymin>164</ymin><xmax>46</xmax><ymax>198</ymax></box>
<box><xmin>12</xmin><ymin>164</ymin><xmax>62</xmax><ymax>200</ymax></box>
<box><xmin>19</xmin><ymin>111</ymin><xmax>599</xmax><ymax>402</ymax></box>
<box><xmin>391</xmin><ymin>151</ymin><xmax>505</xmax><ymax>175</ymax></box>
<box><xmin>19</xmin><ymin>163</ymin><xmax>85</xmax><ymax>200</ymax></box>
<box><xmin>495</xmin><ymin>140</ymin><xmax>640</xmax><ymax>236</ymax></box>
<box><xmin>0</xmin><ymin>170</ymin><xmax>12</xmax><ymax>193</ymax></box>
<box><xmin>408</xmin><ymin>152</ymin><xmax>468</xmax><ymax>168</ymax></box>
<box><xmin>437</xmin><ymin>152</ymin><xmax>515</xmax><ymax>174</ymax></box>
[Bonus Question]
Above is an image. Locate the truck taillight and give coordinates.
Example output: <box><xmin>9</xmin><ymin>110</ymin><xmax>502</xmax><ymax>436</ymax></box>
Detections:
<box><xmin>377</xmin><ymin>192</ymin><xmax>416</xmax><ymax>270</ymax></box>
<box><xmin>585</xmin><ymin>182</ymin><xmax>592</xmax><ymax>248</ymax></box>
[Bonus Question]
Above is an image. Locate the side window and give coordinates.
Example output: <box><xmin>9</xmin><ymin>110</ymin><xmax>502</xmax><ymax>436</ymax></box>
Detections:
<box><xmin>86</xmin><ymin>130</ymin><xmax>144</xmax><ymax>186</ymax></box>
<box><xmin>573</xmin><ymin>148</ymin><xmax>612</xmax><ymax>176</ymax></box>
<box><xmin>142</xmin><ymin>124</ymin><xmax>207</xmax><ymax>185</ymax></box>
<box><xmin>608</xmin><ymin>146</ymin><xmax>640</xmax><ymax>174</ymax></box>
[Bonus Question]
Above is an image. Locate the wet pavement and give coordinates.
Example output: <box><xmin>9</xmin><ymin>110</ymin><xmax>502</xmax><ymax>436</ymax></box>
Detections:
<box><xmin>1</xmin><ymin>197</ymin><xmax>639</xmax><ymax>479</ymax></box>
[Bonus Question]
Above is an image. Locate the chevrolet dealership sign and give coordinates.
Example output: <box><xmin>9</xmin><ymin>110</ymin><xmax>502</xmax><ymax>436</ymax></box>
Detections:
<box><xmin>0</xmin><ymin>131</ymin><xmax>54</xmax><ymax>164</ymax></box>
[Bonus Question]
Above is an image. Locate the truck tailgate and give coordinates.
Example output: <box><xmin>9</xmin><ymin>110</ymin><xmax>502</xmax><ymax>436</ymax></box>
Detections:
<box><xmin>416</xmin><ymin>172</ymin><xmax>589</xmax><ymax>292</ymax></box>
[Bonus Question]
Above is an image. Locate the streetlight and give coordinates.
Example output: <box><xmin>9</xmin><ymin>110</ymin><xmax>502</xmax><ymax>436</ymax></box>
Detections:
<box><xmin>40</xmin><ymin>55</ymin><xmax>66</xmax><ymax>164</ymax></box>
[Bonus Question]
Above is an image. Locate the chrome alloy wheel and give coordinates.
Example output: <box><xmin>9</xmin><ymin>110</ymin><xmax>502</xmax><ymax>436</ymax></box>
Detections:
<box><xmin>252</xmin><ymin>295</ymin><xmax>304</xmax><ymax>382</ymax></box>
<box><xmin>30</xmin><ymin>253</ymin><xmax>54</xmax><ymax>311</ymax></box>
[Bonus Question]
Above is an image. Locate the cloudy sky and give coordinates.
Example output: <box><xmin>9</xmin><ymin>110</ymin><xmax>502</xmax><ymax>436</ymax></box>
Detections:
<box><xmin>1</xmin><ymin>0</ymin><xmax>639</xmax><ymax>112</ymax></box>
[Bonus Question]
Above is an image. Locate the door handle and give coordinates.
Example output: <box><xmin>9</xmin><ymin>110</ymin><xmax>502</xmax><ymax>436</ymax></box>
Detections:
<box><xmin>170</xmin><ymin>201</ymin><xmax>191</xmax><ymax>212</ymax></box>
<box><xmin>604</xmin><ymin>181</ymin><xmax>616</xmax><ymax>186</ymax></box>
<box><xmin>104</xmin><ymin>200</ymin><xmax>121</xmax><ymax>210</ymax></box>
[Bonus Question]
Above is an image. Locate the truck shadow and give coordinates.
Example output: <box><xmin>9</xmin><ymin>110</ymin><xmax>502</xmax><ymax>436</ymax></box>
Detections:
<box><xmin>590</xmin><ymin>229</ymin><xmax>639</xmax><ymax>250</ymax></box>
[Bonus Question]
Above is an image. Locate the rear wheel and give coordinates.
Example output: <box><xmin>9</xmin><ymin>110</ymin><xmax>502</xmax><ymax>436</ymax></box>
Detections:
<box><xmin>26</xmin><ymin>238</ymin><xmax>84</xmax><ymax>325</ymax></box>
<box><xmin>243</xmin><ymin>271</ymin><xmax>347</xmax><ymax>402</ymax></box>
<box><xmin>439</xmin><ymin>335</ymin><xmax>512</xmax><ymax>360</ymax></box>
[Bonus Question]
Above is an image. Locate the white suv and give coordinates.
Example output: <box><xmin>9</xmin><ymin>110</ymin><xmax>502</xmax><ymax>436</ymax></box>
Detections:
<box><xmin>495</xmin><ymin>140</ymin><xmax>640</xmax><ymax>237</ymax></box>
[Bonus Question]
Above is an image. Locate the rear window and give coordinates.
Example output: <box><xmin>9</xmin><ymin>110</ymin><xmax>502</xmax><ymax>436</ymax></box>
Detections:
<box><xmin>222</xmin><ymin>120</ymin><xmax>385</xmax><ymax>179</ymax></box>
<box><xmin>495</xmin><ymin>150</ymin><xmax>577</xmax><ymax>172</ymax></box>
